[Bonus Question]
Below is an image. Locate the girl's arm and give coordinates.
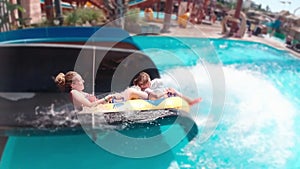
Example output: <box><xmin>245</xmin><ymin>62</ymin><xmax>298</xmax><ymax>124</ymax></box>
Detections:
<box><xmin>71</xmin><ymin>90</ymin><xmax>111</xmax><ymax>107</ymax></box>
<box><xmin>124</xmin><ymin>87</ymin><xmax>149</xmax><ymax>100</ymax></box>
<box><xmin>145</xmin><ymin>88</ymin><xmax>167</xmax><ymax>99</ymax></box>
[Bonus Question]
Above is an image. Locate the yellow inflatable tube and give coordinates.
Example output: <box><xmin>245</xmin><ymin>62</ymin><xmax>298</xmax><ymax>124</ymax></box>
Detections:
<box><xmin>80</xmin><ymin>97</ymin><xmax>190</xmax><ymax>114</ymax></box>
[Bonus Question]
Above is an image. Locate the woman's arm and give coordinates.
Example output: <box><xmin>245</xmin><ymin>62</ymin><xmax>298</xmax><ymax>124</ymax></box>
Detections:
<box><xmin>71</xmin><ymin>90</ymin><xmax>111</xmax><ymax>107</ymax></box>
<box><xmin>123</xmin><ymin>87</ymin><xmax>149</xmax><ymax>100</ymax></box>
<box><xmin>145</xmin><ymin>88</ymin><xmax>167</xmax><ymax>100</ymax></box>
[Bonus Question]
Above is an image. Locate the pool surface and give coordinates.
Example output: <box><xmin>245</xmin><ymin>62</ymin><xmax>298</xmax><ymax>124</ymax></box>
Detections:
<box><xmin>1</xmin><ymin>36</ymin><xmax>300</xmax><ymax>168</ymax></box>
<box><xmin>139</xmin><ymin>11</ymin><xmax>177</xmax><ymax>20</ymax></box>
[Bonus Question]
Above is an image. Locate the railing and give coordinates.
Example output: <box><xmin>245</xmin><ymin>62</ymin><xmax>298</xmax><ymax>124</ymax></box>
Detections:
<box><xmin>0</xmin><ymin>0</ymin><xmax>10</xmax><ymax>32</ymax></box>
<box><xmin>294</xmin><ymin>7</ymin><xmax>300</xmax><ymax>15</ymax></box>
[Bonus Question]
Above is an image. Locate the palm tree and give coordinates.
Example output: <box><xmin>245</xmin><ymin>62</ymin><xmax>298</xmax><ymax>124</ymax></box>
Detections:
<box><xmin>161</xmin><ymin>0</ymin><xmax>173</xmax><ymax>33</ymax></box>
<box><xmin>44</xmin><ymin>0</ymin><xmax>54</xmax><ymax>22</ymax></box>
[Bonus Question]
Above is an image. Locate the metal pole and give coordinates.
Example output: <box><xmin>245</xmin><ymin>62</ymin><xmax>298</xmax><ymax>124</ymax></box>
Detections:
<box><xmin>92</xmin><ymin>46</ymin><xmax>96</xmax><ymax>96</ymax></box>
<box><xmin>54</xmin><ymin>0</ymin><xmax>63</xmax><ymax>25</ymax></box>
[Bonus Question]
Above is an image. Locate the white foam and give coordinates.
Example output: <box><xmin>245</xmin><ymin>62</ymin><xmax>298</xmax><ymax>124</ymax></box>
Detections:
<box><xmin>222</xmin><ymin>66</ymin><xmax>295</xmax><ymax>167</ymax></box>
<box><xmin>173</xmin><ymin>63</ymin><xmax>297</xmax><ymax>168</ymax></box>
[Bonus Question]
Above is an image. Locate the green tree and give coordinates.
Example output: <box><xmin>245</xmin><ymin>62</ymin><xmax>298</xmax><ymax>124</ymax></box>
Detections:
<box><xmin>258</xmin><ymin>4</ymin><xmax>261</xmax><ymax>10</ymax></box>
<box><xmin>266</xmin><ymin>5</ymin><xmax>270</xmax><ymax>12</ymax></box>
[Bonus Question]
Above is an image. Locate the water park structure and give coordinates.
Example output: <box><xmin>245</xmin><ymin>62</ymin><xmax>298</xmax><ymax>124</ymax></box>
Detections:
<box><xmin>0</xmin><ymin>27</ymin><xmax>199</xmax><ymax>162</ymax></box>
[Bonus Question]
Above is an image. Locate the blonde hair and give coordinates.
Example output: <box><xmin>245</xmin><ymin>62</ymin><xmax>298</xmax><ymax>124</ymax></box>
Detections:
<box><xmin>133</xmin><ymin>72</ymin><xmax>150</xmax><ymax>86</ymax></box>
<box><xmin>55</xmin><ymin>71</ymin><xmax>77</xmax><ymax>92</ymax></box>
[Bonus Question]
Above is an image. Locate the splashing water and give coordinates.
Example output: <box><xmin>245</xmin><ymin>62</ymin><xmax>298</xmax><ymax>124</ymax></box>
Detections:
<box><xmin>130</xmin><ymin>37</ymin><xmax>300</xmax><ymax>168</ymax></box>
<box><xmin>15</xmin><ymin>104</ymin><xmax>80</xmax><ymax>130</ymax></box>
<box><xmin>173</xmin><ymin>64</ymin><xmax>297</xmax><ymax>168</ymax></box>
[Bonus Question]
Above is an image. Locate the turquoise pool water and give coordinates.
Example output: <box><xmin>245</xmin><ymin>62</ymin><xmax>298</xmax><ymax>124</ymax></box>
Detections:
<box><xmin>1</xmin><ymin>37</ymin><xmax>300</xmax><ymax>168</ymax></box>
<box><xmin>139</xmin><ymin>11</ymin><xmax>177</xmax><ymax>20</ymax></box>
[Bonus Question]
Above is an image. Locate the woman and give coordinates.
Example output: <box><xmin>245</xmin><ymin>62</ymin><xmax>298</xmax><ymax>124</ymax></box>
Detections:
<box><xmin>55</xmin><ymin>71</ymin><xmax>112</xmax><ymax>110</ymax></box>
<box><xmin>119</xmin><ymin>72</ymin><xmax>202</xmax><ymax>106</ymax></box>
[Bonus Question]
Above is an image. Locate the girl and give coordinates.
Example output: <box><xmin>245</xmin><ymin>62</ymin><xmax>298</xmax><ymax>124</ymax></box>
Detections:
<box><xmin>55</xmin><ymin>71</ymin><xmax>113</xmax><ymax>110</ymax></box>
<box><xmin>119</xmin><ymin>72</ymin><xmax>202</xmax><ymax>106</ymax></box>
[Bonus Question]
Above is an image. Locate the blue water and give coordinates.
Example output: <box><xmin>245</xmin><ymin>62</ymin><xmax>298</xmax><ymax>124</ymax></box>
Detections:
<box><xmin>1</xmin><ymin>37</ymin><xmax>300</xmax><ymax>168</ymax></box>
<box><xmin>139</xmin><ymin>11</ymin><xmax>177</xmax><ymax>20</ymax></box>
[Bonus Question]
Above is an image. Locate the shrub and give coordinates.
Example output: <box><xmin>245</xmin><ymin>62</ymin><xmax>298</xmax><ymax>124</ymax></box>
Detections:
<box><xmin>125</xmin><ymin>8</ymin><xmax>140</xmax><ymax>23</ymax></box>
<box><xmin>64</xmin><ymin>8</ymin><xmax>106</xmax><ymax>26</ymax></box>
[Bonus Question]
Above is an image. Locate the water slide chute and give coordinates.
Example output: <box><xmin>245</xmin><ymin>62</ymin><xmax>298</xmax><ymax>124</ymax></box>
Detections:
<box><xmin>0</xmin><ymin>27</ymin><xmax>198</xmax><ymax>141</ymax></box>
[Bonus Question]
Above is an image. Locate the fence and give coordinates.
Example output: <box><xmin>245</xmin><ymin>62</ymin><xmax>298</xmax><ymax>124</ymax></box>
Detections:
<box><xmin>0</xmin><ymin>0</ymin><xmax>10</xmax><ymax>32</ymax></box>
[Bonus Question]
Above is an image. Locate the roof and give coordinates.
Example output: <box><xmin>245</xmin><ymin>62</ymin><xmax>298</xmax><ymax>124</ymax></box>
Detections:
<box><xmin>285</xmin><ymin>15</ymin><xmax>300</xmax><ymax>21</ymax></box>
